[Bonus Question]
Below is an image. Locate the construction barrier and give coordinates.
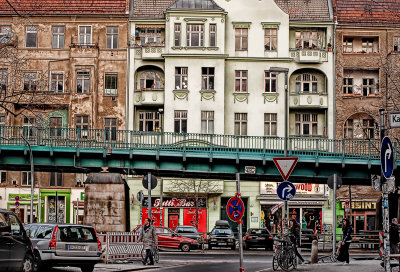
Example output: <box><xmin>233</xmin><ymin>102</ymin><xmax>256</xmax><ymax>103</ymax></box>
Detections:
<box><xmin>99</xmin><ymin>232</ymin><xmax>143</xmax><ymax>263</ymax></box>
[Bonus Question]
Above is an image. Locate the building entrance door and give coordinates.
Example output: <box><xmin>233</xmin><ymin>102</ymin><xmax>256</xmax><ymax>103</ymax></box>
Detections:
<box><xmin>168</xmin><ymin>214</ymin><xmax>179</xmax><ymax>230</ymax></box>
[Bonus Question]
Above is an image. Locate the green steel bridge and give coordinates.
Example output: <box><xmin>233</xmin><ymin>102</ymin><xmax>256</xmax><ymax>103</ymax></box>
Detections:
<box><xmin>0</xmin><ymin>126</ymin><xmax>396</xmax><ymax>184</ymax></box>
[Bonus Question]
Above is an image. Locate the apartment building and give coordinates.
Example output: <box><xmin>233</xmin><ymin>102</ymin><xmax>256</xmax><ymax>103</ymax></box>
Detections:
<box><xmin>0</xmin><ymin>0</ymin><xmax>129</xmax><ymax>223</ymax></box>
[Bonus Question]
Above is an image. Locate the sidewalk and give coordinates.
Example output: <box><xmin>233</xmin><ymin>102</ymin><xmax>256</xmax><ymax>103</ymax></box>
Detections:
<box><xmin>287</xmin><ymin>259</ymin><xmax>385</xmax><ymax>272</ymax></box>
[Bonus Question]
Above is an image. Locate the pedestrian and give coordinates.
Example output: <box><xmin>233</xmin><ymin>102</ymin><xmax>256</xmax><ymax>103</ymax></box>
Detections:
<box><xmin>337</xmin><ymin>218</ymin><xmax>352</xmax><ymax>265</ymax></box>
<box><xmin>289</xmin><ymin>219</ymin><xmax>305</xmax><ymax>263</ymax></box>
<box><xmin>139</xmin><ymin>218</ymin><xmax>157</xmax><ymax>265</ymax></box>
<box><xmin>390</xmin><ymin>218</ymin><xmax>399</xmax><ymax>254</ymax></box>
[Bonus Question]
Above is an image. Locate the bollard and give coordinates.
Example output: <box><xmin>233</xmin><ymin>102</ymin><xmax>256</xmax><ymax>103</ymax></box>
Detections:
<box><xmin>310</xmin><ymin>240</ymin><xmax>318</xmax><ymax>264</ymax></box>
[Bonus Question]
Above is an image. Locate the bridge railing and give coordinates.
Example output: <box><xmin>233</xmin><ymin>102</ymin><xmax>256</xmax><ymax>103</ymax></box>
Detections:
<box><xmin>0</xmin><ymin>126</ymin><xmax>387</xmax><ymax>161</ymax></box>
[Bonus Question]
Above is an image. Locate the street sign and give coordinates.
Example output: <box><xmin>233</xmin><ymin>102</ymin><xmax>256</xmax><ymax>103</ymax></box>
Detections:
<box><xmin>142</xmin><ymin>174</ymin><xmax>158</xmax><ymax>190</ymax></box>
<box><xmin>380</xmin><ymin>136</ymin><xmax>394</xmax><ymax>179</ymax></box>
<box><xmin>327</xmin><ymin>174</ymin><xmax>342</xmax><ymax>190</ymax></box>
<box><xmin>273</xmin><ymin>157</ymin><xmax>298</xmax><ymax>181</ymax></box>
<box><xmin>345</xmin><ymin>201</ymin><xmax>350</xmax><ymax>209</ymax></box>
<box><xmin>245</xmin><ymin>166</ymin><xmax>256</xmax><ymax>174</ymax></box>
<box><xmin>226</xmin><ymin>196</ymin><xmax>245</xmax><ymax>222</ymax></box>
<box><xmin>389</xmin><ymin>111</ymin><xmax>400</xmax><ymax>128</ymax></box>
<box><xmin>14</xmin><ymin>196</ymin><xmax>20</xmax><ymax>201</ymax></box>
<box><xmin>15</xmin><ymin>201</ymin><xmax>20</xmax><ymax>207</ymax></box>
<box><xmin>137</xmin><ymin>190</ymin><xmax>144</xmax><ymax>203</ymax></box>
<box><xmin>277</xmin><ymin>181</ymin><xmax>296</xmax><ymax>201</ymax></box>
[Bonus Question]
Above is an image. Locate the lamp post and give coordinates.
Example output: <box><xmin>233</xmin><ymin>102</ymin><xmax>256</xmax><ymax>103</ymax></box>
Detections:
<box><xmin>21</xmin><ymin>134</ymin><xmax>34</xmax><ymax>224</ymax></box>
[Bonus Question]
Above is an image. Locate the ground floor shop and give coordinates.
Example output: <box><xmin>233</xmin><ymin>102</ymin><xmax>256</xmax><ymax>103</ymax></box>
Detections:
<box><xmin>336</xmin><ymin>200</ymin><xmax>378</xmax><ymax>235</ymax></box>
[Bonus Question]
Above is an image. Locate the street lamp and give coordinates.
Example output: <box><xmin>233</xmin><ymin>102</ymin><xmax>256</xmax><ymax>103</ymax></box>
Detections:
<box><xmin>269</xmin><ymin>67</ymin><xmax>289</xmax><ymax>156</ymax></box>
<box><xmin>21</xmin><ymin>133</ymin><xmax>35</xmax><ymax>224</ymax></box>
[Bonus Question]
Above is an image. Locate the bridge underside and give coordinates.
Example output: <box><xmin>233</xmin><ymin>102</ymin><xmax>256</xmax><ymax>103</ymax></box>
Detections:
<box><xmin>0</xmin><ymin>145</ymin><xmax>388</xmax><ymax>185</ymax></box>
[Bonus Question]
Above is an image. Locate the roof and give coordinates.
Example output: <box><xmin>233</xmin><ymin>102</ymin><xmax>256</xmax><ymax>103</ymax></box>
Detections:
<box><xmin>167</xmin><ymin>0</ymin><xmax>224</xmax><ymax>11</ymax></box>
<box><xmin>274</xmin><ymin>0</ymin><xmax>332</xmax><ymax>22</ymax></box>
<box><xmin>131</xmin><ymin>0</ymin><xmax>177</xmax><ymax>18</ymax></box>
<box><xmin>334</xmin><ymin>0</ymin><xmax>400</xmax><ymax>26</ymax></box>
<box><xmin>0</xmin><ymin>0</ymin><xmax>128</xmax><ymax>16</ymax></box>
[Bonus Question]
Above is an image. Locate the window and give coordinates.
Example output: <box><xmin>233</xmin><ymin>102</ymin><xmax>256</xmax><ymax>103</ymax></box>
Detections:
<box><xmin>201</xmin><ymin>67</ymin><xmax>214</xmax><ymax>90</ymax></box>
<box><xmin>26</xmin><ymin>26</ymin><xmax>38</xmax><ymax>48</ymax></box>
<box><xmin>0</xmin><ymin>171</ymin><xmax>6</xmax><ymax>183</ymax></box>
<box><xmin>49</xmin><ymin>117</ymin><xmax>62</xmax><ymax>137</ymax></box>
<box><xmin>209</xmin><ymin>24</ymin><xmax>216</xmax><ymax>47</ymax></box>
<box><xmin>138</xmin><ymin>28</ymin><xmax>162</xmax><ymax>45</ymax></box>
<box><xmin>174</xmin><ymin>110</ymin><xmax>187</xmax><ymax>133</ymax></box>
<box><xmin>344</xmin><ymin>119</ymin><xmax>353</xmax><ymax>139</ymax></box>
<box><xmin>23</xmin><ymin>117</ymin><xmax>36</xmax><ymax>138</ymax></box>
<box><xmin>295</xmin><ymin>113</ymin><xmax>318</xmax><ymax>136</ymax></box>
<box><xmin>234</xmin><ymin>113</ymin><xmax>247</xmax><ymax>136</ymax></box>
<box><xmin>23</xmin><ymin>72</ymin><xmax>37</xmax><ymax>92</ymax></box>
<box><xmin>76</xmin><ymin>115</ymin><xmax>89</xmax><ymax>138</ymax></box>
<box><xmin>9</xmin><ymin>214</ymin><xmax>21</xmax><ymax>235</ymax></box>
<box><xmin>175</xmin><ymin>67</ymin><xmax>188</xmax><ymax>90</ymax></box>
<box><xmin>187</xmin><ymin>24</ymin><xmax>204</xmax><ymax>47</ymax></box>
<box><xmin>264</xmin><ymin>28</ymin><xmax>277</xmax><ymax>51</ymax></box>
<box><xmin>265</xmin><ymin>72</ymin><xmax>277</xmax><ymax>93</ymax></box>
<box><xmin>295</xmin><ymin>74</ymin><xmax>318</xmax><ymax>93</ymax></box>
<box><xmin>343</xmin><ymin>38</ymin><xmax>353</xmax><ymax>53</ymax></box>
<box><xmin>50</xmin><ymin>172</ymin><xmax>62</xmax><ymax>187</ymax></box>
<box><xmin>394</xmin><ymin>36</ymin><xmax>400</xmax><ymax>51</ymax></box>
<box><xmin>235</xmin><ymin>70</ymin><xmax>247</xmax><ymax>92</ymax></box>
<box><xmin>362</xmin><ymin>38</ymin><xmax>374</xmax><ymax>53</ymax></box>
<box><xmin>201</xmin><ymin>111</ymin><xmax>214</xmax><ymax>134</ymax></box>
<box><xmin>343</xmin><ymin>78</ymin><xmax>353</xmax><ymax>94</ymax></box>
<box><xmin>0</xmin><ymin>69</ymin><xmax>6</xmax><ymax>93</ymax></box>
<box><xmin>235</xmin><ymin>28</ymin><xmax>248</xmax><ymax>51</ymax></box>
<box><xmin>79</xmin><ymin>26</ymin><xmax>92</xmax><ymax>45</ymax></box>
<box><xmin>76</xmin><ymin>71</ymin><xmax>90</xmax><ymax>93</ymax></box>
<box><xmin>105</xmin><ymin>73</ymin><xmax>118</xmax><ymax>95</ymax></box>
<box><xmin>174</xmin><ymin>24</ymin><xmax>181</xmax><ymax>46</ymax></box>
<box><xmin>104</xmin><ymin>118</ymin><xmax>117</xmax><ymax>141</ymax></box>
<box><xmin>295</xmin><ymin>31</ymin><xmax>318</xmax><ymax>49</ymax></box>
<box><xmin>0</xmin><ymin>25</ymin><xmax>11</xmax><ymax>43</ymax></box>
<box><xmin>362</xmin><ymin>78</ymin><xmax>376</xmax><ymax>96</ymax></box>
<box><xmin>139</xmin><ymin>71</ymin><xmax>163</xmax><ymax>90</ymax></box>
<box><xmin>139</xmin><ymin>112</ymin><xmax>160</xmax><ymax>132</ymax></box>
<box><xmin>106</xmin><ymin>26</ymin><xmax>118</xmax><ymax>49</ymax></box>
<box><xmin>22</xmin><ymin>171</ymin><xmax>31</xmax><ymax>186</ymax></box>
<box><xmin>362</xmin><ymin>119</ymin><xmax>375</xmax><ymax>139</ymax></box>
<box><xmin>264</xmin><ymin>113</ymin><xmax>277</xmax><ymax>136</ymax></box>
<box><xmin>52</xmin><ymin>26</ymin><xmax>65</xmax><ymax>49</ymax></box>
<box><xmin>0</xmin><ymin>115</ymin><xmax>5</xmax><ymax>138</ymax></box>
<box><xmin>50</xmin><ymin>72</ymin><xmax>64</xmax><ymax>93</ymax></box>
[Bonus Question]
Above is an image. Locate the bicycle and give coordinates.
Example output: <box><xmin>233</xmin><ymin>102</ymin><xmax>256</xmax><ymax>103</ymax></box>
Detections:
<box><xmin>272</xmin><ymin>235</ymin><xmax>298</xmax><ymax>271</ymax></box>
<box><xmin>141</xmin><ymin>246</ymin><xmax>159</xmax><ymax>265</ymax></box>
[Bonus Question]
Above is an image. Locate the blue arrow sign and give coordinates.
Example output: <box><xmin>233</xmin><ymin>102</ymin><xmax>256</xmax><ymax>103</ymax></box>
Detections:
<box><xmin>277</xmin><ymin>182</ymin><xmax>296</xmax><ymax>201</ymax></box>
<box><xmin>381</xmin><ymin>136</ymin><xmax>394</xmax><ymax>179</ymax></box>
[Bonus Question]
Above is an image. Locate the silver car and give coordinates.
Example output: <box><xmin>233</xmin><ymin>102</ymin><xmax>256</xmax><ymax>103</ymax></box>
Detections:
<box><xmin>25</xmin><ymin>223</ymin><xmax>102</xmax><ymax>272</ymax></box>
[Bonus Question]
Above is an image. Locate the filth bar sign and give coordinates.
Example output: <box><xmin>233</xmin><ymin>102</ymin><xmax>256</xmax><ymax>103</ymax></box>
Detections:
<box><xmin>142</xmin><ymin>197</ymin><xmax>207</xmax><ymax>208</ymax></box>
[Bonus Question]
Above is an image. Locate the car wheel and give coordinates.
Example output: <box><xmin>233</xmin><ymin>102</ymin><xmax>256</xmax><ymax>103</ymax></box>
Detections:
<box><xmin>32</xmin><ymin>251</ymin><xmax>41</xmax><ymax>272</ymax></box>
<box><xmin>21</xmin><ymin>254</ymin><xmax>33</xmax><ymax>272</ymax></box>
<box><xmin>180</xmin><ymin>243</ymin><xmax>191</xmax><ymax>252</ymax></box>
<box><xmin>80</xmin><ymin>264</ymin><xmax>95</xmax><ymax>272</ymax></box>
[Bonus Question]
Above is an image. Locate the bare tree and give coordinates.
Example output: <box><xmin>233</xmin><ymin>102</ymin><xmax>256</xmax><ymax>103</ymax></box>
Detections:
<box><xmin>167</xmin><ymin>179</ymin><xmax>222</xmax><ymax>230</ymax></box>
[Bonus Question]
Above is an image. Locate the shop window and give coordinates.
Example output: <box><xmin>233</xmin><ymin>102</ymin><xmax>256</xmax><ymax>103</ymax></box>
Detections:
<box><xmin>234</xmin><ymin>113</ymin><xmax>247</xmax><ymax>136</ymax></box>
<box><xmin>47</xmin><ymin>195</ymin><xmax>65</xmax><ymax>223</ymax></box>
<box><xmin>139</xmin><ymin>111</ymin><xmax>160</xmax><ymax>132</ymax></box>
<box><xmin>174</xmin><ymin>110</ymin><xmax>187</xmax><ymax>133</ymax></box>
<box><xmin>235</xmin><ymin>28</ymin><xmax>248</xmax><ymax>51</ymax></box>
<box><xmin>201</xmin><ymin>111</ymin><xmax>214</xmax><ymax>134</ymax></box>
<box><xmin>235</xmin><ymin>70</ymin><xmax>247</xmax><ymax>92</ymax></box>
<box><xmin>186</xmin><ymin>24</ymin><xmax>204</xmax><ymax>47</ymax></box>
<box><xmin>50</xmin><ymin>172</ymin><xmax>63</xmax><ymax>187</ymax></box>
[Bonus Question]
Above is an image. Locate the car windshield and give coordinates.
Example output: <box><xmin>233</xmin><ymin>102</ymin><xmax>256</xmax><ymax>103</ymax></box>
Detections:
<box><xmin>249</xmin><ymin>229</ymin><xmax>268</xmax><ymax>235</ymax></box>
<box><xmin>211</xmin><ymin>228</ymin><xmax>233</xmax><ymax>235</ymax></box>
<box><xmin>177</xmin><ymin>227</ymin><xmax>197</xmax><ymax>233</ymax></box>
<box><xmin>59</xmin><ymin>226</ymin><xmax>96</xmax><ymax>242</ymax></box>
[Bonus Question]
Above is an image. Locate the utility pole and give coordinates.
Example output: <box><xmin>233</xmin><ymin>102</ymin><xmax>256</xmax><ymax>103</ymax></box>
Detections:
<box><xmin>236</xmin><ymin>173</ymin><xmax>244</xmax><ymax>272</ymax></box>
<box><xmin>21</xmin><ymin>134</ymin><xmax>34</xmax><ymax>224</ymax></box>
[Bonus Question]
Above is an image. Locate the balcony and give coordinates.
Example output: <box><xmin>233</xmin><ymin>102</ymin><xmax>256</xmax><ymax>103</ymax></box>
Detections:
<box><xmin>290</xmin><ymin>49</ymin><xmax>328</xmax><ymax>63</ymax></box>
<box><xmin>289</xmin><ymin>92</ymin><xmax>328</xmax><ymax>109</ymax></box>
<box><xmin>133</xmin><ymin>45</ymin><xmax>165</xmax><ymax>60</ymax></box>
<box><xmin>134</xmin><ymin>89</ymin><xmax>164</xmax><ymax>106</ymax></box>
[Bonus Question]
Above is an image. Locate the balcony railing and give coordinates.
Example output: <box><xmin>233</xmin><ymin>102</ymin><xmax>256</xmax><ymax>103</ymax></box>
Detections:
<box><xmin>0</xmin><ymin>126</ymin><xmax>390</xmax><ymax>162</ymax></box>
<box><xmin>290</xmin><ymin>48</ymin><xmax>328</xmax><ymax>63</ymax></box>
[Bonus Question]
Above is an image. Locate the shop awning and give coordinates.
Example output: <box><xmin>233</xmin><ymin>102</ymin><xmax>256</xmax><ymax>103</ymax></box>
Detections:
<box><xmin>136</xmin><ymin>24</ymin><xmax>165</xmax><ymax>29</ymax></box>
<box><xmin>258</xmin><ymin>196</ymin><xmax>326</xmax><ymax>206</ymax></box>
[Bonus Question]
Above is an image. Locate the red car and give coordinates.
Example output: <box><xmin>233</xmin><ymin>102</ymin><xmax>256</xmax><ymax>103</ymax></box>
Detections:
<box><xmin>133</xmin><ymin>225</ymin><xmax>199</xmax><ymax>252</ymax></box>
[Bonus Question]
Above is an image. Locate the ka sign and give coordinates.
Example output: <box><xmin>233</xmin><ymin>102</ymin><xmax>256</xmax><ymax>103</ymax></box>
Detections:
<box><xmin>389</xmin><ymin>111</ymin><xmax>400</xmax><ymax>128</ymax></box>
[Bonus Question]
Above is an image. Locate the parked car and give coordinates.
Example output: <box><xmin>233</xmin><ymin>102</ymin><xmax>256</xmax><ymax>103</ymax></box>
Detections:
<box><xmin>133</xmin><ymin>225</ymin><xmax>199</xmax><ymax>252</ymax></box>
<box><xmin>243</xmin><ymin>228</ymin><xmax>274</xmax><ymax>250</ymax></box>
<box><xmin>0</xmin><ymin>209</ymin><xmax>34</xmax><ymax>272</ymax></box>
<box><xmin>207</xmin><ymin>220</ymin><xmax>236</xmax><ymax>250</ymax></box>
<box><xmin>24</xmin><ymin>223</ymin><xmax>102</xmax><ymax>272</ymax></box>
<box><xmin>175</xmin><ymin>225</ymin><xmax>202</xmax><ymax>242</ymax></box>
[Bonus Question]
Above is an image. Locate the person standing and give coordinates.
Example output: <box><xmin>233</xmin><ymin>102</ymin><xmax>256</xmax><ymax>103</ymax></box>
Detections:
<box><xmin>289</xmin><ymin>219</ymin><xmax>305</xmax><ymax>263</ymax></box>
<box><xmin>390</xmin><ymin>218</ymin><xmax>399</xmax><ymax>254</ymax></box>
<box><xmin>337</xmin><ymin>218</ymin><xmax>352</xmax><ymax>265</ymax></box>
<box><xmin>140</xmin><ymin>218</ymin><xmax>158</xmax><ymax>265</ymax></box>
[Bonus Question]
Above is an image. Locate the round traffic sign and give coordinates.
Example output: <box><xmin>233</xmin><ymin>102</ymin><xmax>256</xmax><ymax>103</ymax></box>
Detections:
<box><xmin>381</xmin><ymin>136</ymin><xmax>394</xmax><ymax>179</ymax></box>
<box><xmin>142</xmin><ymin>174</ymin><xmax>158</xmax><ymax>190</ymax></box>
<box><xmin>14</xmin><ymin>196</ymin><xmax>20</xmax><ymax>201</ymax></box>
<box><xmin>277</xmin><ymin>181</ymin><xmax>296</xmax><ymax>201</ymax></box>
<box><xmin>15</xmin><ymin>201</ymin><xmax>20</xmax><ymax>207</ymax></box>
<box><xmin>226</xmin><ymin>197</ymin><xmax>245</xmax><ymax>222</ymax></box>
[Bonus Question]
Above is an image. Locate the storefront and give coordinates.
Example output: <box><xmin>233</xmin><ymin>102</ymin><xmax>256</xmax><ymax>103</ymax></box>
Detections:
<box><xmin>40</xmin><ymin>190</ymin><xmax>71</xmax><ymax>223</ymax></box>
<box><xmin>337</xmin><ymin>201</ymin><xmax>377</xmax><ymax>233</ymax></box>
<box><xmin>6</xmin><ymin>192</ymin><xmax>39</xmax><ymax>224</ymax></box>
<box><xmin>258</xmin><ymin>182</ymin><xmax>329</xmax><ymax>233</ymax></box>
